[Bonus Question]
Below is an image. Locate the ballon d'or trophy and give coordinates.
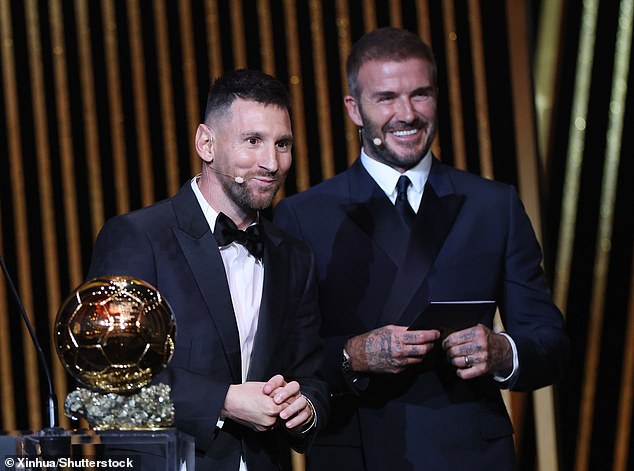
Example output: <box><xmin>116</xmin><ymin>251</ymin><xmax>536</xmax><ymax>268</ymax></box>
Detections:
<box><xmin>54</xmin><ymin>276</ymin><xmax>177</xmax><ymax>430</ymax></box>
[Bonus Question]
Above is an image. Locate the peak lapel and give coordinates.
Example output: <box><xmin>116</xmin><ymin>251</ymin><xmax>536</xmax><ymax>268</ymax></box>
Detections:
<box><xmin>343</xmin><ymin>162</ymin><xmax>411</xmax><ymax>266</ymax></box>
<box><xmin>377</xmin><ymin>167</ymin><xmax>465</xmax><ymax>327</ymax></box>
<box><xmin>246</xmin><ymin>223</ymin><xmax>286</xmax><ymax>381</ymax></box>
<box><xmin>171</xmin><ymin>185</ymin><xmax>242</xmax><ymax>383</ymax></box>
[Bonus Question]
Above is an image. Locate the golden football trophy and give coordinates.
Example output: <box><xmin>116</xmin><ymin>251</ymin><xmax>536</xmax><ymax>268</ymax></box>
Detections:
<box><xmin>54</xmin><ymin>276</ymin><xmax>177</xmax><ymax>430</ymax></box>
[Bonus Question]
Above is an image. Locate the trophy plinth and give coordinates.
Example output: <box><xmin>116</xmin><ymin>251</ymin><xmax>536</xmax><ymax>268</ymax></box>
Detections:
<box><xmin>55</xmin><ymin>276</ymin><xmax>177</xmax><ymax>430</ymax></box>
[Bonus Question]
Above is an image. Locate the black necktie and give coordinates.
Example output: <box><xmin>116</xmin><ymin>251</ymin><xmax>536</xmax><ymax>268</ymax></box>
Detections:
<box><xmin>213</xmin><ymin>212</ymin><xmax>264</xmax><ymax>259</ymax></box>
<box><xmin>395</xmin><ymin>175</ymin><xmax>415</xmax><ymax>227</ymax></box>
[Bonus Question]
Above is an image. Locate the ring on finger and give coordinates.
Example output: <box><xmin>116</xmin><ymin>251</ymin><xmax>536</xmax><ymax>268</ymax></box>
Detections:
<box><xmin>464</xmin><ymin>355</ymin><xmax>472</xmax><ymax>368</ymax></box>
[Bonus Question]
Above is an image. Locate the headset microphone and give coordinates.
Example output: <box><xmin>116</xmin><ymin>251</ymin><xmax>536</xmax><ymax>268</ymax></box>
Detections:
<box><xmin>210</xmin><ymin>166</ymin><xmax>245</xmax><ymax>184</ymax></box>
<box><xmin>372</xmin><ymin>137</ymin><xmax>383</xmax><ymax>147</ymax></box>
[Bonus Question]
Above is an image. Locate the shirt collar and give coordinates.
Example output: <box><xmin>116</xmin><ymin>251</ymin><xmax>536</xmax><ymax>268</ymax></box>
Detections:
<box><xmin>360</xmin><ymin>148</ymin><xmax>432</xmax><ymax>198</ymax></box>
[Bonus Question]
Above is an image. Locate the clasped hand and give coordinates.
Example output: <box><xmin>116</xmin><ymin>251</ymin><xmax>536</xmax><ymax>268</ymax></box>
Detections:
<box><xmin>222</xmin><ymin>374</ymin><xmax>314</xmax><ymax>432</ymax></box>
<box><xmin>346</xmin><ymin>323</ymin><xmax>512</xmax><ymax>378</ymax></box>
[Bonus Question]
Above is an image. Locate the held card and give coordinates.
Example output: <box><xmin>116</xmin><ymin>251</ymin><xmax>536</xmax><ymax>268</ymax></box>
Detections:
<box><xmin>407</xmin><ymin>300</ymin><xmax>497</xmax><ymax>339</ymax></box>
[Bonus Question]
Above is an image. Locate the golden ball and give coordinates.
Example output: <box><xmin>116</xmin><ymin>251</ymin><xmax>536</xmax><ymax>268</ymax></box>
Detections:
<box><xmin>55</xmin><ymin>276</ymin><xmax>176</xmax><ymax>395</ymax></box>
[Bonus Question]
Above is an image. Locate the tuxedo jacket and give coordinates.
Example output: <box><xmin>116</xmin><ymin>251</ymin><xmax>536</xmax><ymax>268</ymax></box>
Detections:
<box><xmin>273</xmin><ymin>158</ymin><xmax>569</xmax><ymax>471</ymax></box>
<box><xmin>87</xmin><ymin>183</ymin><xmax>329</xmax><ymax>471</ymax></box>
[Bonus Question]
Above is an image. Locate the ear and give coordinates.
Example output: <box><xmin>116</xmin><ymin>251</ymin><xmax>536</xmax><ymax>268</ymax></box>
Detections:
<box><xmin>195</xmin><ymin>124</ymin><xmax>214</xmax><ymax>163</ymax></box>
<box><xmin>344</xmin><ymin>95</ymin><xmax>363</xmax><ymax>127</ymax></box>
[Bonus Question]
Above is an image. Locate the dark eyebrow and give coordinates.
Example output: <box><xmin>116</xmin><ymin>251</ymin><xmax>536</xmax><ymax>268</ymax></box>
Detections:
<box><xmin>371</xmin><ymin>91</ymin><xmax>396</xmax><ymax>100</ymax></box>
<box><xmin>412</xmin><ymin>86</ymin><xmax>436</xmax><ymax>96</ymax></box>
<box><xmin>240</xmin><ymin>131</ymin><xmax>263</xmax><ymax>139</ymax></box>
<box><xmin>277</xmin><ymin>134</ymin><xmax>294</xmax><ymax>143</ymax></box>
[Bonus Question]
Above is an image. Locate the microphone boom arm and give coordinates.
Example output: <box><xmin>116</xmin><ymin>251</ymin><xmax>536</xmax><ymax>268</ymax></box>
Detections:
<box><xmin>0</xmin><ymin>255</ymin><xmax>59</xmax><ymax>429</ymax></box>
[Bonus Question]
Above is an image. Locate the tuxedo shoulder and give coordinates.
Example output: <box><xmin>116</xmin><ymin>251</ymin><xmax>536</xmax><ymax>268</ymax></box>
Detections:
<box><xmin>276</xmin><ymin>170</ymin><xmax>350</xmax><ymax>209</ymax></box>
<box><xmin>261</xmin><ymin>219</ymin><xmax>314</xmax><ymax>254</ymax></box>
<box><xmin>101</xmin><ymin>198</ymin><xmax>175</xmax><ymax>233</ymax></box>
<box><xmin>438</xmin><ymin>162</ymin><xmax>516</xmax><ymax>196</ymax></box>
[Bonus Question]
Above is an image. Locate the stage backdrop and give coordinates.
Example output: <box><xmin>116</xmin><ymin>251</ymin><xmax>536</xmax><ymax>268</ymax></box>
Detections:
<box><xmin>1</xmin><ymin>1</ymin><xmax>632</xmax><ymax>470</ymax></box>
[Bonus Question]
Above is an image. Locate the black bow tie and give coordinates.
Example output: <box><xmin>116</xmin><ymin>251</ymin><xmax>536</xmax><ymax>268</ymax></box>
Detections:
<box><xmin>213</xmin><ymin>212</ymin><xmax>264</xmax><ymax>259</ymax></box>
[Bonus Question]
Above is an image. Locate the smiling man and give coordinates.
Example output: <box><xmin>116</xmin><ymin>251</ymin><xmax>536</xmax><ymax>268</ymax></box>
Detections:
<box><xmin>344</xmin><ymin>55</ymin><xmax>438</xmax><ymax>172</ymax></box>
<box><xmin>87</xmin><ymin>69</ymin><xmax>328</xmax><ymax>471</ymax></box>
<box><xmin>274</xmin><ymin>28</ymin><xmax>568</xmax><ymax>470</ymax></box>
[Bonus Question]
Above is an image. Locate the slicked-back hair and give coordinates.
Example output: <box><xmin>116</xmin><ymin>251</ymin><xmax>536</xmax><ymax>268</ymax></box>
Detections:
<box><xmin>202</xmin><ymin>69</ymin><xmax>290</xmax><ymax>123</ymax></box>
<box><xmin>346</xmin><ymin>27</ymin><xmax>437</xmax><ymax>99</ymax></box>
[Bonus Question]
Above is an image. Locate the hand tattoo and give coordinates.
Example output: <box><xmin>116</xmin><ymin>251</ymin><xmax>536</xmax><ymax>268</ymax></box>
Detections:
<box><xmin>366</xmin><ymin>331</ymin><xmax>400</xmax><ymax>368</ymax></box>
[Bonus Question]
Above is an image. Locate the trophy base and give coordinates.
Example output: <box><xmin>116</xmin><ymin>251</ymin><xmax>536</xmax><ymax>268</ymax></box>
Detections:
<box><xmin>14</xmin><ymin>429</ymin><xmax>195</xmax><ymax>471</ymax></box>
<box><xmin>64</xmin><ymin>383</ymin><xmax>174</xmax><ymax>430</ymax></box>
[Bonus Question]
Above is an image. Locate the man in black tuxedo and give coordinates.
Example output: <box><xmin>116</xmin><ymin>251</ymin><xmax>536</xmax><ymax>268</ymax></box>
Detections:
<box><xmin>87</xmin><ymin>69</ymin><xmax>328</xmax><ymax>470</ymax></box>
<box><xmin>274</xmin><ymin>28</ymin><xmax>568</xmax><ymax>470</ymax></box>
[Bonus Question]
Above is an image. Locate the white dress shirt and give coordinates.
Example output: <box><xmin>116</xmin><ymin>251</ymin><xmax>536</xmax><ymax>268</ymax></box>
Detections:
<box><xmin>192</xmin><ymin>177</ymin><xmax>263</xmax><ymax>471</ymax></box>
<box><xmin>360</xmin><ymin>148</ymin><xmax>431</xmax><ymax>212</ymax></box>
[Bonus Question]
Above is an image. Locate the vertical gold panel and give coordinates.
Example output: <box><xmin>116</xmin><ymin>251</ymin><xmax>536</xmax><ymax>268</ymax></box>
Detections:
<box><xmin>50</xmin><ymin>0</ymin><xmax>83</xmax><ymax>286</ymax></box>
<box><xmin>555</xmin><ymin>1</ymin><xmax>599</xmax><ymax>466</ymax></box>
<box><xmin>205</xmin><ymin>0</ymin><xmax>223</xmax><ymax>80</ymax></box>
<box><xmin>2</xmin><ymin>0</ymin><xmax>42</xmax><ymax>430</ymax></box>
<box><xmin>553</xmin><ymin>0</ymin><xmax>598</xmax><ymax>317</ymax></box>
<box><xmin>229</xmin><ymin>0</ymin><xmax>247</xmax><ymax>68</ymax></box>
<box><xmin>579</xmin><ymin>2</ymin><xmax>632</xmax><ymax>471</ymax></box>
<box><xmin>75</xmin><ymin>0</ymin><xmax>106</xmax><ymax>236</ymax></box>
<box><xmin>0</xmin><ymin>2</ymin><xmax>17</xmax><ymax>430</ymax></box>
<box><xmin>389</xmin><ymin>0</ymin><xmax>402</xmax><ymax>27</ymax></box>
<box><xmin>101</xmin><ymin>0</ymin><xmax>130</xmax><ymax>214</ymax></box>
<box><xmin>0</xmin><ymin>2</ymin><xmax>22</xmax><ymax>430</ymax></box>
<box><xmin>309</xmin><ymin>0</ymin><xmax>335</xmax><ymax>180</ymax></box>
<box><xmin>257</xmin><ymin>0</ymin><xmax>284</xmax><ymax>203</ymax></box>
<box><xmin>362</xmin><ymin>0</ymin><xmax>377</xmax><ymax>32</ymax></box>
<box><xmin>257</xmin><ymin>0</ymin><xmax>275</xmax><ymax>75</ymax></box>
<box><xmin>0</xmin><ymin>220</ymin><xmax>16</xmax><ymax>430</ymax></box>
<box><xmin>178</xmin><ymin>0</ymin><xmax>202</xmax><ymax>177</ymax></box>
<box><xmin>614</xmin><ymin>249</ymin><xmax>634</xmax><ymax>471</ymax></box>
<box><xmin>441</xmin><ymin>0</ymin><xmax>466</xmax><ymax>168</ymax></box>
<box><xmin>414</xmin><ymin>0</ymin><xmax>441</xmax><ymax>158</ymax></box>
<box><xmin>416</xmin><ymin>0</ymin><xmax>432</xmax><ymax>44</ymax></box>
<box><xmin>334</xmin><ymin>0</ymin><xmax>358</xmax><ymax>167</ymax></box>
<box><xmin>534</xmin><ymin>0</ymin><xmax>565</xmax><ymax>172</ymax></box>
<box><xmin>505</xmin><ymin>1</ymin><xmax>558</xmax><ymax>470</ymax></box>
<box><xmin>467</xmin><ymin>0</ymin><xmax>493</xmax><ymax>179</ymax></box>
<box><xmin>290</xmin><ymin>450</ymin><xmax>305</xmax><ymax>471</ymax></box>
<box><xmin>26</xmin><ymin>0</ymin><xmax>68</xmax><ymax>428</ymax></box>
<box><xmin>127</xmin><ymin>0</ymin><xmax>155</xmax><ymax>207</ymax></box>
<box><xmin>154</xmin><ymin>0</ymin><xmax>181</xmax><ymax>196</ymax></box>
<box><xmin>504</xmin><ymin>0</ymin><xmax>541</xmax><ymax>236</ymax></box>
<box><xmin>283</xmin><ymin>0</ymin><xmax>309</xmax><ymax>191</ymax></box>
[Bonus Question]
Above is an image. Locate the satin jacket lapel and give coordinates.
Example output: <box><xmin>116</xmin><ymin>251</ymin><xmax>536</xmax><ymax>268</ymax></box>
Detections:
<box><xmin>378</xmin><ymin>160</ymin><xmax>465</xmax><ymax>327</ymax></box>
<box><xmin>246</xmin><ymin>221</ymin><xmax>286</xmax><ymax>381</ymax></box>
<box><xmin>343</xmin><ymin>161</ymin><xmax>410</xmax><ymax>266</ymax></box>
<box><xmin>171</xmin><ymin>185</ymin><xmax>242</xmax><ymax>383</ymax></box>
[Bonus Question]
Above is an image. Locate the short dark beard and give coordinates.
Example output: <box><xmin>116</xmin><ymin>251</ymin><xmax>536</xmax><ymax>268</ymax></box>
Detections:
<box><xmin>358</xmin><ymin>103</ymin><xmax>435</xmax><ymax>171</ymax></box>
<box><xmin>220</xmin><ymin>175</ymin><xmax>281</xmax><ymax>212</ymax></box>
<box><xmin>361</xmin><ymin>128</ymin><xmax>428</xmax><ymax>171</ymax></box>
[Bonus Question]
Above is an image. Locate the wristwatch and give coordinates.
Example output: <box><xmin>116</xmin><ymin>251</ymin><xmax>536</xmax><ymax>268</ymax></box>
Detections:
<box><xmin>342</xmin><ymin>348</ymin><xmax>353</xmax><ymax>375</ymax></box>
